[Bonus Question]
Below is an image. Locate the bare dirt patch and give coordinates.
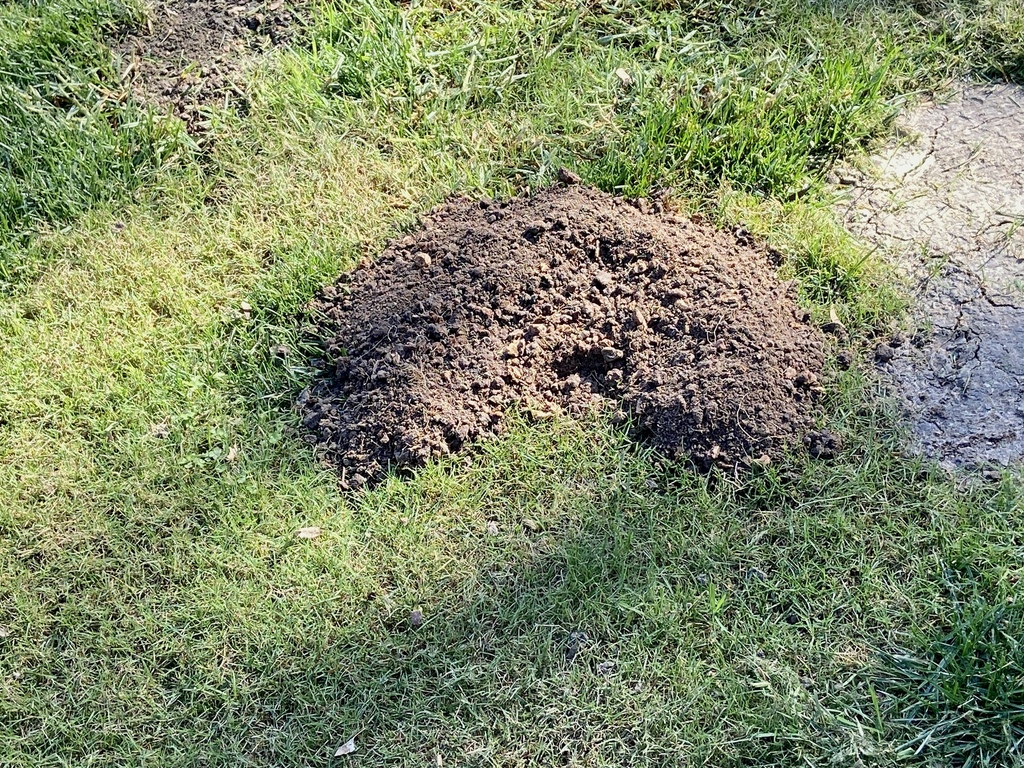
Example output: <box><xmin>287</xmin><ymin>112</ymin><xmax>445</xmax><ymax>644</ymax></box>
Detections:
<box><xmin>115</xmin><ymin>0</ymin><xmax>300</xmax><ymax>125</ymax></box>
<box><xmin>842</xmin><ymin>84</ymin><xmax>1024</xmax><ymax>468</ymax></box>
<box><xmin>300</xmin><ymin>183</ymin><xmax>827</xmax><ymax>488</ymax></box>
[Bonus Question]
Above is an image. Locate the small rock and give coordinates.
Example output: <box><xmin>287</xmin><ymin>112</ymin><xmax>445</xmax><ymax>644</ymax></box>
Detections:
<box><xmin>486</xmin><ymin>520</ymin><xmax>499</xmax><ymax>536</ymax></box>
<box><xmin>594</xmin><ymin>271</ymin><xmax>614</xmax><ymax>290</ymax></box>
<box><xmin>409</xmin><ymin>609</ymin><xmax>424</xmax><ymax>627</ymax></box>
<box><xmin>413</xmin><ymin>251</ymin><xmax>432</xmax><ymax>268</ymax></box>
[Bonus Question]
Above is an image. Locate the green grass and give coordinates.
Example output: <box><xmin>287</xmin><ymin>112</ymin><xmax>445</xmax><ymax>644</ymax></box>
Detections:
<box><xmin>2</xmin><ymin>0</ymin><xmax>1023</xmax><ymax>765</ymax></box>
<box><xmin>0</xmin><ymin>0</ymin><xmax>184</xmax><ymax>292</ymax></box>
<box><xmin>878</xmin><ymin>586</ymin><xmax>1024</xmax><ymax>766</ymax></box>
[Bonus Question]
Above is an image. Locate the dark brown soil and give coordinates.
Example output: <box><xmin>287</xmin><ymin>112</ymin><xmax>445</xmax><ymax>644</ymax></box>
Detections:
<box><xmin>114</xmin><ymin>0</ymin><xmax>301</xmax><ymax>125</ymax></box>
<box><xmin>300</xmin><ymin>183</ymin><xmax>827</xmax><ymax>488</ymax></box>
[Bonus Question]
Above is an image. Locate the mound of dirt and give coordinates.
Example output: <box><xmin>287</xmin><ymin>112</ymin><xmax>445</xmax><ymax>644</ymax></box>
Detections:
<box><xmin>301</xmin><ymin>183</ymin><xmax>827</xmax><ymax>488</ymax></box>
<box><xmin>115</xmin><ymin>0</ymin><xmax>301</xmax><ymax>125</ymax></box>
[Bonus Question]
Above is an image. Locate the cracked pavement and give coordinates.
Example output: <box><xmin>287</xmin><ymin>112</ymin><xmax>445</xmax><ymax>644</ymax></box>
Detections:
<box><xmin>840</xmin><ymin>84</ymin><xmax>1024</xmax><ymax>468</ymax></box>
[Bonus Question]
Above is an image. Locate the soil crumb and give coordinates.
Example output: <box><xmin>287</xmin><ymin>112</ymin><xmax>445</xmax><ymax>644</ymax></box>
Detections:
<box><xmin>115</xmin><ymin>0</ymin><xmax>301</xmax><ymax>125</ymax></box>
<box><xmin>301</xmin><ymin>185</ymin><xmax>826</xmax><ymax>488</ymax></box>
<box><xmin>842</xmin><ymin>84</ymin><xmax>1024</xmax><ymax>469</ymax></box>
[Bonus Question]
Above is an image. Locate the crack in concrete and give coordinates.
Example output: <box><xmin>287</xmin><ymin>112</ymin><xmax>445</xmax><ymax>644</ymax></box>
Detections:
<box><xmin>839</xmin><ymin>84</ymin><xmax>1024</xmax><ymax>468</ymax></box>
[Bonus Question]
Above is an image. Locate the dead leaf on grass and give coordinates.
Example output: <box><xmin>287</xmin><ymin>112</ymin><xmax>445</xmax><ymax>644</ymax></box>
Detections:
<box><xmin>296</xmin><ymin>526</ymin><xmax>322</xmax><ymax>539</ymax></box>
<box><xmin>824</xmin><ymin>304</ymin><xmax>848</xmax><ymax>336</ymax></box>
<box><xmin>334</xmin><ymin>735</ymin><xmax>357</xmax><ymax>757</ymax></box>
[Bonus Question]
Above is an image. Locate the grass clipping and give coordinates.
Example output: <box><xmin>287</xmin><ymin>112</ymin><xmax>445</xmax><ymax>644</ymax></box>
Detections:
<box><xmin>302</xmin><ymin>184</ymin><xmax>826</xmax><ymax>487</ymax></box>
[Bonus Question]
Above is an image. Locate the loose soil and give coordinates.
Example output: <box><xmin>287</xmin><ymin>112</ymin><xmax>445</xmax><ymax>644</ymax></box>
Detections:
<box><xmin>114</xmin><ymin>0</ymin><xmax>300</xmax><ymax>125</ymax></box>
<box><xmin>841</xmin><ymin>84</ymin><xmax>1024</xmax><ymax>469</ymax></box>
<box><xmin>300</xmin><ymin>184</ymin><xmax>827</xmax><ymax>488</ymax></box>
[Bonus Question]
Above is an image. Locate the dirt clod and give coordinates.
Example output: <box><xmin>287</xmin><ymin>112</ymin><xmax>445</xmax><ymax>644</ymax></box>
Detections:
<box><xmin>557</xmin><ymin>167</ymin><xmax>582</xmax><ymax>185</ymax></box>
<box><xmin>804</xmin><ymin>430</ymin><xmax>843</xmax><ymax>460</ymax></box>
<box><xmin>301</xmin><ymin>186</ymin><xmax>826</xmax><ymax>487</ymax></box>
<box><xmin>874</xmin><ymin>344</ymin><xmax>895</xmax><ymax>363</ymax></box>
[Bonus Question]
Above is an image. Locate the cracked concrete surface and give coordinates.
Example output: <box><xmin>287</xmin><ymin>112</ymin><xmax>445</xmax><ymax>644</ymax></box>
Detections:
<box><xmin>841</xmin><ymin>84</ymin><xmax>1024</xmax><ymax>468</ymax></box>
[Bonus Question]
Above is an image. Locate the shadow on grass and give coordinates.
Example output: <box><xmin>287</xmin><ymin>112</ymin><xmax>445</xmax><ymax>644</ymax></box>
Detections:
<box><xmin>156</xmin><ymin>395</ymin><xmax>1020</xmax><ymax>767</ymax></box>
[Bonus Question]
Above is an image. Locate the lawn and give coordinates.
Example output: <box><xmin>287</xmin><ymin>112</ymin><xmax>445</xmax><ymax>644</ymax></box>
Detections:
<box><xmin>1</xmin><ymin>0</ymin><xmax>1022</xmax><ymax>766</ymax></box>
